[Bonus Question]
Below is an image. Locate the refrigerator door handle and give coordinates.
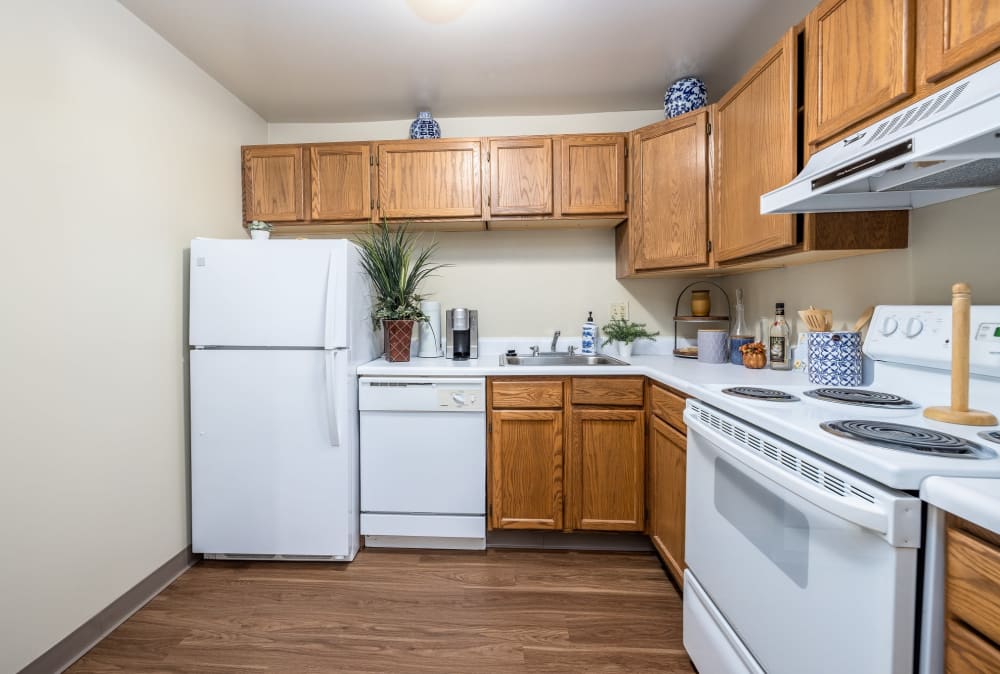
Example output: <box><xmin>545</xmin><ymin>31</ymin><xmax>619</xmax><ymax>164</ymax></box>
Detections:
<box><xmin>324</xmin><ymin>349</ymin><xmax>341</xmax><ymax>447</ymax></box>
<box><xmin>324</xmin><ymin>248</ymin><xmax>349</xmax><ymax>350</ymax></box>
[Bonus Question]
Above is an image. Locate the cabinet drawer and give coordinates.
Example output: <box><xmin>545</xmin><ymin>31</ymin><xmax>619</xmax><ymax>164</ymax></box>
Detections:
<box><xmin>571</xmin><ymin>377</ymin><xmax>644</xmax><ymax>406</ymax></box>
<box><xmin>947</xmin><ymin>527</ymin><xmax>1000</xmax><ymax>646</ymax></box>
<box><xmin>946</xmin><ymin>619</ymin><xmax>1000</xmax><ymax>674</ymax></box>
<box><xmin>491</xmin><ymin>380</ymin><xmax>563</xmax><ymax>409</ymax></box>
<box><xmin>649</xmin><ymin>383</ymin><xmax>687</xmax><ymax>433</ymax></box>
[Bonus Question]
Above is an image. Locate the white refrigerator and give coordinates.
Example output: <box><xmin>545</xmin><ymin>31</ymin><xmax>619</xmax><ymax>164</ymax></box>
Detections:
<box><xmin>188</xmin><ymin>238</ymin><xmax>375</xmax><ymax>561</ymax></box>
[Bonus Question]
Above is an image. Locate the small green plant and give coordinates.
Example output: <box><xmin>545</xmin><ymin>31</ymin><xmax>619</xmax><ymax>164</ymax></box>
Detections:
<box><xmin>354</xmin><ymin>222</ymin><xmax>450</xmax><ymax>326</ymax></box>
<box><xmin>248</xmin><ymin>220</ymin><xmax>272</xmax><ymax>231</ymax></box>
<box><xmin>601</xmin><ymin>317</ymin><xmax>659</xmax><ymax>346</ymax></box>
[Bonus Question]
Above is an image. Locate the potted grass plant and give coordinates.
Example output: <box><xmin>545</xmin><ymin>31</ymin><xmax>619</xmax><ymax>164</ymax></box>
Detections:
<box><xmin>354</xmin><ymin>223</ymin><xmax>448</xmax><ymax>362</ymax></box>
<box><xmin>601</xmin><ymin>317</ymin><xmax>659</xmax><ymax>359</ymax></box>
<box><xmin>248</xmin><ymin>220</ymin><xmax>272</xmax><ymax>240</ymax></box>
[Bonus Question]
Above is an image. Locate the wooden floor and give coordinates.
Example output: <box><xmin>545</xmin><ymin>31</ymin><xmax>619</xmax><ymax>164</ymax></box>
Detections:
<box><xmin>67</xmin><ymin>549</ymin><xmax>695</xmax><ymax>673</ymax></box>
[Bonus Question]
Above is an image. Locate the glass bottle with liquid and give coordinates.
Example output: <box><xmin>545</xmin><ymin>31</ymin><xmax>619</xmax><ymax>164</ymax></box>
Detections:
<box><xmin>769</xmin><ymin>302</ymin><xmax>792</xmax><ymax>370</ymax></box>
<box><xmin>730</xmin><ymin>288</ymin><xmax>754</xmax><ymax>364</ymax></box>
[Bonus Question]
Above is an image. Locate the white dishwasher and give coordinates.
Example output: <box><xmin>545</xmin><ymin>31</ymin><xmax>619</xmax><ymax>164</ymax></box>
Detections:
<box><xmin>359</xmin><ymin>376</ymin><xmax>486</xmax><ymax>550</ymax></box>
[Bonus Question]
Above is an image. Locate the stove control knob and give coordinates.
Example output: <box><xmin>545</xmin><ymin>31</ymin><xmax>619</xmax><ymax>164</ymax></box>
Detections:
<box><xmin>904</xmin><ymin>317</ymin><xmax>924</xmax><ymax>338</ymax></box>
<box><xmin>880</xmin><ymin>316</ymin><xmax>899</xmax><ymax>336</ymax></box>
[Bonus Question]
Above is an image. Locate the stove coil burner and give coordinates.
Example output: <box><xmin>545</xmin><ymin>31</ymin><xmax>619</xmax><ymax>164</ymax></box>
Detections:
<box><xmin>980</xmin><ymin>430</ymin><xmax>1000</xmax><ymax>446</ymax></box>
<box><xmin>822</xmin><ymin>420</ymin><xmax>996</xmax><ymax>458</ymax></box>
<box><xmin>721</xmin><ymin>387</ymin><xmax>799</xmax><ymax>402</ymax></box>
<box><xmin>804</xmin><ymin>388</ymin><xmax>918</xmax><ymax>409</ymax></box>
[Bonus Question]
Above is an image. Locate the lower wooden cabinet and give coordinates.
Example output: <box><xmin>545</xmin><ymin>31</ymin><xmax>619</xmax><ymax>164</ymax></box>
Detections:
<box><xmin>648</xmin><ymin>414</ymin><xmax>687</xmax><ymax>585</ymax></box>
<box><xmin>489</xmin><ymin>409</ymin><xmax>564</xmax><ymax>530</ymax></box>
<box><xmin>569</xmin><ymin>409</ymin><xmax>645</xmax><ymax>531</ymax></box>
<box><xmin>945</xmin><ymin>515</ymin><xmax>1000</xmax><ymax>671</ymax></box>
<box><xmin>488</xmin><ymin>376</ymin><xmax>645</xmax><ymax>533</ymax></box>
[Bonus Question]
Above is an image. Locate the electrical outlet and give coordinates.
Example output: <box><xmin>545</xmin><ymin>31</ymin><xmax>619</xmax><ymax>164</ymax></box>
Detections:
<box><xmin>610</xmin><ymin>302</ymin><xmax>629</xmax><ymax>321</ymax></box>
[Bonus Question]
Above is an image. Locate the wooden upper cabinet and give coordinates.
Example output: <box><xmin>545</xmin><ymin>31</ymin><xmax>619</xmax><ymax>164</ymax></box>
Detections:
<box><xmin>488</xmin><ymin>137</ymin><xmax>553</xmax><ymax>216</ymax></box>
<box><xmin>559</xmin><ymin>135</ymin><xmax>626</xmax><ymax>215</ymax></box>
<box><xmin>242</xmin><ymin>146</ymin><xmax>305</xmax><ymax>222</ymax></box>
<box><xmin>924</xmin><ymin>0</ymin><xmax>1000</xmax><ymax>83</ymax></box>
<box><xmin>310</xmin><ymin>143</ymin><xmax>372</xmax><ymax>222</ymax></box>
<box><xmin>569</xmin><ymin>409</ymin><xmax>644</xmax><ymax>531</ymax></box>
<box><xmin>631</xmin><ymin>111</ymin><xmax>711</xmax><ymax>270</ymax></box>
<box><xmin>648</xmin><ymin>416</ymin><xmax>687</xmax><ymax>585</ymax></box>
<box><xmin>489</xmin><ymin>409</ymin><xmax>564</xmax><ymax>530</ymax></box>
<box><xmin>805</xmin><ymin>0</ymin><xmax>915</xmax><ymax>147</ymax></box>
<box><xmin>377</xmin><ymin>140</ymin><xmax>482</xmax><ymax>219</ymax></box>
<box><xmin>714</xmin><ymin>29</ymin><xmax>798</xmax><ymax>262</ymax></box>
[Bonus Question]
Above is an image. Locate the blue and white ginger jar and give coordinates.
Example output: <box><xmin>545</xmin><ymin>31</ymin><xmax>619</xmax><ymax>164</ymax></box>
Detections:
<box><xmin>409</xmin><ymin>111</ymin><xmax>441</xmax><ymax>139</ymax></box>
<box><xmin>664</xmin><ymin>77</ymin><xmax>707</xmax><ymax>118</ymax></box>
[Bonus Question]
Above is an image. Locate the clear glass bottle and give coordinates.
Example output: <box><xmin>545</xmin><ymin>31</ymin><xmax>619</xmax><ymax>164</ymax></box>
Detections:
<box><xmin>730</xmin><ymin>288</ymin><xmax>754</xmax><ymax>364</ymax></box>
<box><xmin>769</xmin><ymin>302</ymin><xmax>792</xmax><ymax>370</ymax></box>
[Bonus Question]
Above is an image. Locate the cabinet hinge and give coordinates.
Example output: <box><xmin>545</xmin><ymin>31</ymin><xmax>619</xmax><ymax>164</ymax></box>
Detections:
<box><xmin>370</xmin><ymin>198</ymin><xmax>375</xmax><ymax>210</ymax></box>
<box><xmin>707</xmin><ymin>240</ymin><xmax>713</xmax><ymax>253</ymax></box>
<box><xmin>706</xmin><ymin>122</ymin><xmax>712</xmax><ymax>136</ymax></box>
<box><xmin>624</xmin><ymin>193</ymin><xmax>629</xmax><ymax>204</ymax></box>
<box><xmin>624</xmin><ymin>144</ymin><xmax>629</xmax><ymax>158</ymax></box>
<box><xmin>486</xmin><ymin>151</ymin><xmax>490</xmax><ymax>162</ymax></box>
<box><xmin>488</xmin><ymin>420</ymin><xmax>492</xmax><ymax>433</ymax></box>
<box><xmin>487</xmin><ymin>195</ymin><xmax>491</xmax><ymax>207</ymax></box>
<box><xmin>369</xmin><ymin>155</ymin><xmax>374</xmax><ymax>166</ymax></box>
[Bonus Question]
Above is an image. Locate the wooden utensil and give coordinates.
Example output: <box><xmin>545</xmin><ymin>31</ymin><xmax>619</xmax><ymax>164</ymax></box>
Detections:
<box><xmin>852</xmin><ymin>305</ymin><xmax>875</xmax><ymax>333</ymax></box>
<box><xmin>924</xmin><ymin>283</ymin><xmax>998</xmax><ymax>426</ymax></box>
<box><xmin>799</xmin><ymin>306</ymin><xmax>831</xmax><ymax>332</ymax></box>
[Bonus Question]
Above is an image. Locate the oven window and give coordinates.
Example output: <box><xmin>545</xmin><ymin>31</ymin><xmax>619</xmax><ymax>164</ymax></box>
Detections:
<box><xmin>715</xmin><ymin>457</ymin><xmax>810</xmax><ymax>588</ymax></box>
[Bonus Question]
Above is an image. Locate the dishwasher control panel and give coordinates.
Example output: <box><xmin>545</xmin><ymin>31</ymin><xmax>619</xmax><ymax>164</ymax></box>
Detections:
<box><xmin>359</xmin><ymin>377</ymin><xmax>486</xmax><ymax>412</ymax></box>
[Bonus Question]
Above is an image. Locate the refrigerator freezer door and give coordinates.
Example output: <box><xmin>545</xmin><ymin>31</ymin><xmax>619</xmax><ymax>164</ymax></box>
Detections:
<box><xmin>189</xmin><ymin>239</ymin><xmax>347</xmax><ymax>348</ymax></box>
<box><xmin>191</xmin><ymin>349</ymin><xmax>356</xmax><ymax>558</ymax></box>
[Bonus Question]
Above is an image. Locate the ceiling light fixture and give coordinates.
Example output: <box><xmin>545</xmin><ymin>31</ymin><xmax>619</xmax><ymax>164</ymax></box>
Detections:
<box><xmin>404</xmin><ymin>0</ymin><xmax>475</xmax><ymax>24</ymax></box>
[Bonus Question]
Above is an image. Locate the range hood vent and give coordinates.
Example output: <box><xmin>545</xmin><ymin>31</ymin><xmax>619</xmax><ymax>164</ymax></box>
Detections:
<box><xmin>762</xmin><ymin>59</ymin><xmax>1000</xmax><ymax>214</ymax></box>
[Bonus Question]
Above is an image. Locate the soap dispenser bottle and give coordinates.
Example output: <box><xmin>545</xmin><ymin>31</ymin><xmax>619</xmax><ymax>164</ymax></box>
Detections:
<box><xmin>581</xmin><ymin>311</ymin><xmax>597</xmax><ymax>355</ymax></box>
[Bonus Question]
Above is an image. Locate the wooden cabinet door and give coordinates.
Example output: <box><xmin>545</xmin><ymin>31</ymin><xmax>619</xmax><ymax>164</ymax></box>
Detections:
<box><xmin>924</xmin><ymin>0</ymin><xmax>1000</xmax><ymax>83</ymax></box>
<box><xmin>649</xmin><ymin>416</ymin><xmax>686</xmax><ymax>585</ymax></box>
<box><xmin>490</xmin><ymin>410</ymin><xmax>563</xmax><ymax>530</ymax></box>
<box><xmin>310</xmin><ymin>143</ymin><xmax>372</xmax><ymax>222</ymax></box>
<box><xmin>569</xmin><ymin>409</ymin><xmax>644</xmax><ymax>531</ymax></box>
<box><xmin>377</xmin><ymin>140</ymin><xmax>482</xmax><ymax>219</ymax></box>
<box><xmin>242</xmin><ymin>146</ymin><xmax>305</xmax><ymax>222</ymax></box>
<box><xmin>805</xmin><ymin>0</ymin><xmax>914</xmax><ymax>147</ymax></box>
<box><xmin>714</xmin><ymin>29</ymin><xmax>798</xmax><ymax>262</ymax></box>
<box><xmin>488</xmin><ymin>137</ymin><xmax>553</xmax><ymax>216</ymax></box>
<box><xmin>559</xmin><ymin>135</ymin><xmax>626</xmax><ymax>215</ymax></box>
<box><xmin>632</xmin><ymin>112</ymin><xmax>710</xmax><ymax>270</ymax></box>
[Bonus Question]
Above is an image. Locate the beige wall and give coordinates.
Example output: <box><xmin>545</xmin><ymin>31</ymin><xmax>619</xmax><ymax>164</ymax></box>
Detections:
<box><xmin>269</xmin><ymin>111</ymin><xmax>693</xmax><ymax>339</ymax></box>
<box><xmin>720</xmin><ymin>188</ymin><xmax>1000</xmax><ymax>336</ymax></box>
<box><xmin>0</xmin><ymin>1</ymin><xmax>266</xmax><ymax>671</ymax></box>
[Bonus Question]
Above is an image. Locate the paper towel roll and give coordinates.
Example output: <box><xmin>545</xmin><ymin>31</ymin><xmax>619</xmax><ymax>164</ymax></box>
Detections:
<box><xmin>418</xmin><ymin>301</ymin><xmax>442</xmax><ymax>357</ymax></box>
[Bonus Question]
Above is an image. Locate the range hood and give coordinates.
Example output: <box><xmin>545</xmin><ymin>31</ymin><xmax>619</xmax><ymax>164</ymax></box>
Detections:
<box><xmin>761</xmin><ymin>58</ymin><xmax>1000</xmax><ymax>214</ymax></box>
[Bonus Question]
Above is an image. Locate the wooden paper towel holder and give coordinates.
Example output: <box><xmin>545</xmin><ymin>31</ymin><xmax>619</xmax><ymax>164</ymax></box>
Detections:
<box><xmin>923</xmin><ymin>282</ymin><xmax>998</xmax><ymax>426</ymax></box>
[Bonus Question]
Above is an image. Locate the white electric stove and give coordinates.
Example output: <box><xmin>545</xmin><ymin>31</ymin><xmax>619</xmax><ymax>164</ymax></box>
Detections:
<box><xmin>682</xmin><ymin>305</ymin><xmax>1000</xmax><ymax>674</ymax></box>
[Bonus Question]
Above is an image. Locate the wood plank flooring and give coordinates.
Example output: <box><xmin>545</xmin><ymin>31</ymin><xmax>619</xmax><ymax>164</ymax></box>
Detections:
<box><xmin>67</xmin><ymin>549</ymin><xmax>694</xmax><ymax>673</ymax></box>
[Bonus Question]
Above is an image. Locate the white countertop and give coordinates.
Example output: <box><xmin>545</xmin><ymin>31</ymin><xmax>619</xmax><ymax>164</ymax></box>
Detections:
<box><xmin>921</xmin><ymin>476</ymin><xmax>1000</xmax><ymax>534</ymax></box>
<box><xmin>356</xmin><ymin>353</ymin><xmax>810</xmax><ymax>398</ymax></box>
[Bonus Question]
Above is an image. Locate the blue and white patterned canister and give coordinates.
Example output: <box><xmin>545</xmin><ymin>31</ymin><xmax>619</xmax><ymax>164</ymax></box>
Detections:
<box><xmin>664</xmin><ymin>77</ymin><xmax>707</xmax><ymax>118</ymax></box>
<box><xmin>409</xmin><ymin>111</ymin><xmax>441</xmax><ymax>139</ymax></box>
<box><xmin>807</xmin><ymin>331</ymin><xmax>863</xmax><ymax>386</ymax></box>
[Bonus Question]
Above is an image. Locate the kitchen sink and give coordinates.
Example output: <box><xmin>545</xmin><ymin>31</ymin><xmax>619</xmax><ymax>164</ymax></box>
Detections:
<box><xmin>501</xmin><ymin>353</ymin><xmax>629</xmax><ymax>366</ymax></box>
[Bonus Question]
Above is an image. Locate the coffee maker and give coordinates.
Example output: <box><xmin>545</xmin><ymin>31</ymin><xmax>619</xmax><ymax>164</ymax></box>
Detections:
<box><xmin>445</xmin><ymin>308</ymin><xmax>479</xmax><ymax>360</ymax></box>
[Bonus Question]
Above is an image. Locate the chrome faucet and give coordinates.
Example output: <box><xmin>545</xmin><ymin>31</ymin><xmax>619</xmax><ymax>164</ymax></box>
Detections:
<box><xmin>530</xmin><ymin>345</ymin><xmax>540</xmax><ymax>357</ymax></box>
<box><xmin>567</xmin><ymin>345</ymin><xmax>576</xmax><ymax>356</ymax></box>
<box><xmin>551</xmin><ymin>330</ymin><xmax>561</xmax><ymax>352</ymax></box>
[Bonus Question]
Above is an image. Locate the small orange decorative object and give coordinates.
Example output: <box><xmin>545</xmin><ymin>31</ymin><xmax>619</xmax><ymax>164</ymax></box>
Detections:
<box><xmin>740</xmin><ymin>341</ymin><xmax>767</xmax><ymax>369</ymax></box>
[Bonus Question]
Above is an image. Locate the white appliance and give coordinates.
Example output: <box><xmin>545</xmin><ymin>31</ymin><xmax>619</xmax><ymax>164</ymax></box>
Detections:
<box><xmin>762</xmin><ymin>58</ymin><xmax>1000</xmax><ymax>214</ymax></box>
<box><xmin>189</xmin><ymin>238</ymin><xmax>375</xmax><ymax>561</ymax></box>
<box><xmin>359</xmin><ymin>377</ymin><xmax>486</xmax><ymax>550</ymax></box>
<box><xmin>684</xmin><ymin>305</ymin><xmax>1000</xmax><ymax>674</ymax></box>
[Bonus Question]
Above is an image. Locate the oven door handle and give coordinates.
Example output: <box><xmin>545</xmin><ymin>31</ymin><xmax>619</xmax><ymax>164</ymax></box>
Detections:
<box><xmin>687</xmin><ymin>415</ymin><xmax>893</xmax><ymax>538</ymax></box>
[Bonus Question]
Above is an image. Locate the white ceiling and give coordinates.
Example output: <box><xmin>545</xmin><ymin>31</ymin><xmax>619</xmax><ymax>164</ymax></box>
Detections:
<box><xmin>119</xmin><ymin>0</ymin><xmax>817</xmax><ymax>123</ymax></box>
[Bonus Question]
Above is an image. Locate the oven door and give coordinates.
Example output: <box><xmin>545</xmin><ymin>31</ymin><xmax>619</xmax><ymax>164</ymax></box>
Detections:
<box><xmin>683</xmin><ymin>401</ymin><xmax>920</xmax><ymax>674</ymax></box>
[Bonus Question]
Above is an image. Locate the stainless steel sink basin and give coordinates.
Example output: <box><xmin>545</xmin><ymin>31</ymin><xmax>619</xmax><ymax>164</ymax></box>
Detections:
<box><xmin>501</xmin><ymin>353</ymin><xmax>628</xmax><ymax>366</ymax></box>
